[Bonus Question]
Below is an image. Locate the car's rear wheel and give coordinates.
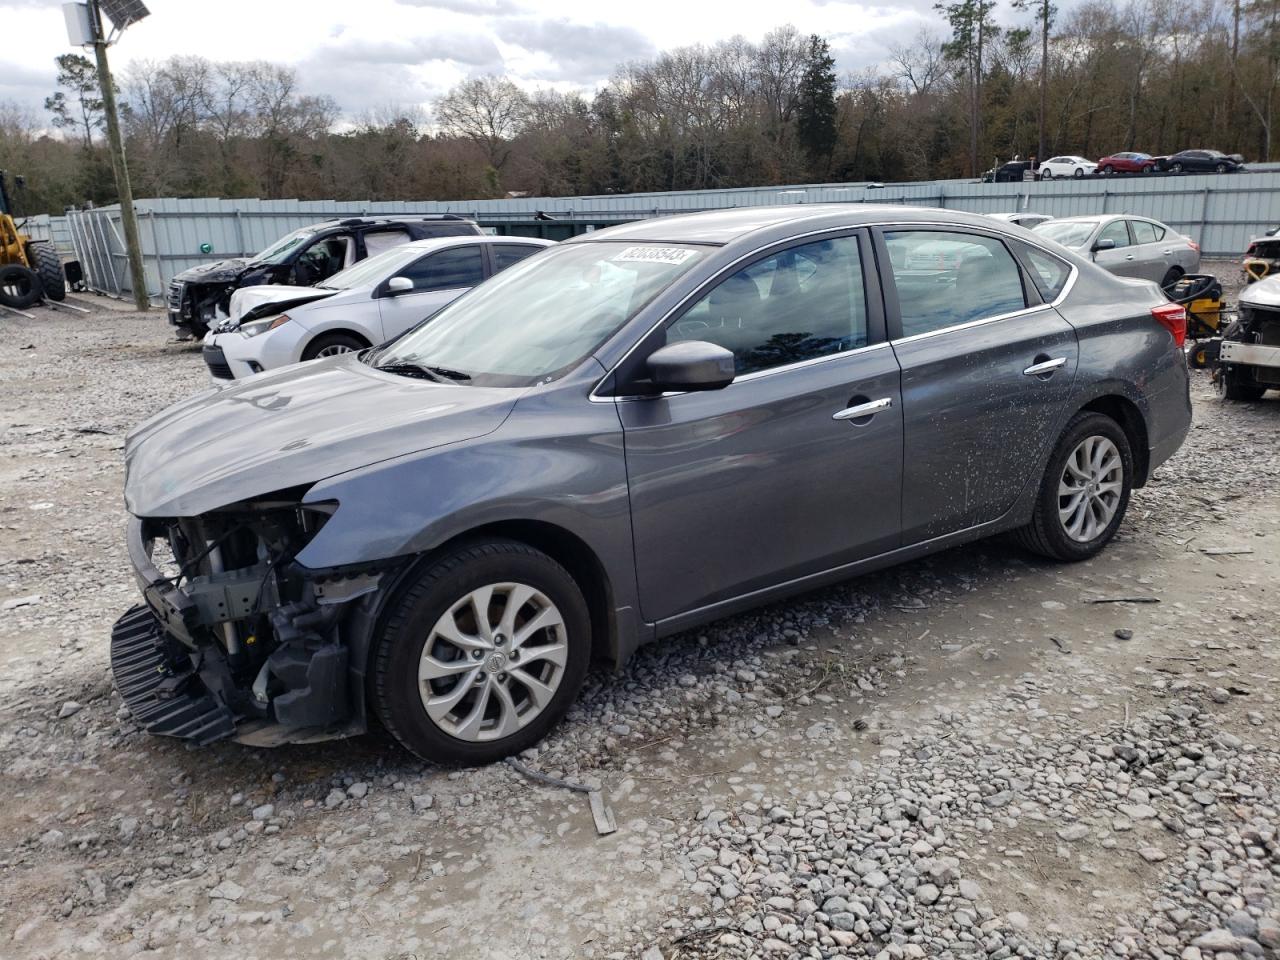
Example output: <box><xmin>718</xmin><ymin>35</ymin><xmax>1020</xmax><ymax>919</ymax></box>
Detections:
<box><xmin>370</xmin><ymin>539</ymin><xmax>591</xmax><ymax>765</ymax></box>
<box><xmin>1160</xmin><ymin>266</ymin><xmax>1184</xmax><ymax>288</ymax></box>
<box><xmin>1171</xmin><ymin>162</ymin><xmax>1184</xmax><ymax>173</ymax></box>
<box><xmin>1216</xmin><ymin>366</ymin><xmax>1266</xmax><ymax>401</ymax></box>
<box><xmin>1016</xmin><ymin>412</ymin><xmax>1133</xmax><ymax>562</ymax></box>
<box><xmin>301</xmin><ymin>331</ymin><xmax>367</xmax><ymax>361</ymax></box>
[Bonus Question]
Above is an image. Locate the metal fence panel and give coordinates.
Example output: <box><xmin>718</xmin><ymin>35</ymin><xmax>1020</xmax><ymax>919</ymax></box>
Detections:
<box><xmin>68</xmin><ymin>172</ymin><xmax>1280</xmax><ymax>301</ymax></box>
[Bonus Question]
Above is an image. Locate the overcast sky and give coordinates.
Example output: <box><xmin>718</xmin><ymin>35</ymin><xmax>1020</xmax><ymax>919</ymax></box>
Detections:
<box><xmin>1</xmin><ymin>0</ymin><xmax>958</xmax><ymax>123</ymax></box>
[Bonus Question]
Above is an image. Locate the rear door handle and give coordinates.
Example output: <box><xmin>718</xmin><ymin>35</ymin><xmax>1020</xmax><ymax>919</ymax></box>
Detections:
<box><xmin>1124</xmin><ymin>254</ymin><xmax>1135</xmax><ymax>260</ymax></box>
<box><xmin>1023</xmin><ymin>357</ymin><xmax>1067</xmax><ymax>376</ymax></box>
<box><xmin>833</xmin><ymin>397</ymin><xmax>893</xmax><ymax>420</ymax></box>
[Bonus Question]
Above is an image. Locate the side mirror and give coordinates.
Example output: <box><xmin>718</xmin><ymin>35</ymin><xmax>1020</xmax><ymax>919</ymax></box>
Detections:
<box><xmin>1267</xmin><ymin>228</ymin><xmax>1278</xmax><ymax>237</ymax></box>
<box><xmin>645</xmin><ymin>341</ymin><xmax>736</xmax><ymax>393</ymax></box>
<box><xmin>1093</xmin><ymin>238</ymin><xmax>1116</xmax><ymax>252</ymax></box>
<box><xmin>385</xmin><ymin>276</ymin><xmax>413</xmax><ymax>295</ymax></box>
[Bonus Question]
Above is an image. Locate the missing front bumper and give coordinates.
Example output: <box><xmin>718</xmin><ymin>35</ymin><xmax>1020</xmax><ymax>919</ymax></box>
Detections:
<box><xmin>117</xmin><ymin>515</ymin><xmax>382</xmax><ymax>747</ymax></box>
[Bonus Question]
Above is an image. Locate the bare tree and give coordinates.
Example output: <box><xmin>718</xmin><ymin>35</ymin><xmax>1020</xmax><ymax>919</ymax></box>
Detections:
<box><xmin>889</xmin><ymin>29</ymin><xmax>951</xmax><ymax>96</ymax></box>
<box><xmin>435</xmin><ymin>75</ymin><xmax>531</xmax><ymax>172</ymax></box>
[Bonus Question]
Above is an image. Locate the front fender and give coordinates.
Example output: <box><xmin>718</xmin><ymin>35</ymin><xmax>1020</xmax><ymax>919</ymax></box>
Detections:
<box><xmin>293</xmin><ymin>382</ymin><xmax>638</xmax><ymax>619</ymax></box>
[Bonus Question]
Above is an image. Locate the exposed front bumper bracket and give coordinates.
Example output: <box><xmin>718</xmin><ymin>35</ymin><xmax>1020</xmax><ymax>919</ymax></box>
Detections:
<box><xmin>111</xmin><ymin>605</ymin><xmax>237</xmax><ymax>745</ymax></box>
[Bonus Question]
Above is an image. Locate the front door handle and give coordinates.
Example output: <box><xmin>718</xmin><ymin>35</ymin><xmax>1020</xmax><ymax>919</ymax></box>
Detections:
<box><xmin>1023</xmin><ymin>357</ymin><xmax>1067</xmax><ymax>377</ymax></box>
<box><xmin>833</xmin><ymin>397</ymin><xmax>893</xmax><ymax>421</ymax></box>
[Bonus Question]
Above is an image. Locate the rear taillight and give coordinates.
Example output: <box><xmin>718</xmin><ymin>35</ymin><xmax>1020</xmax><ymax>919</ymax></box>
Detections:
<box><xmin>1246</xmin><ymin>243</ymin><xmax>1257</xmax><ymax>256</ymax></box>
<box><xmin>1187</xmin><ymin>239</ymin><xmax>1200</xmax><ymax>253</ymax></box>
<box><xmin>1152</xmin><ymin>302</ymin><xmax>1187</xmax><ymax>347</ymax></box>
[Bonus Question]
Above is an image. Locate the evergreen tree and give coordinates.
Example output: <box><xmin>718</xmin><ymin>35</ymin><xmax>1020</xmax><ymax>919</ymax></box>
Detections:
<box><xmin>797</xmin><ymin>34</ymin><xmax>838</xmax><ymax>177</ymax></box>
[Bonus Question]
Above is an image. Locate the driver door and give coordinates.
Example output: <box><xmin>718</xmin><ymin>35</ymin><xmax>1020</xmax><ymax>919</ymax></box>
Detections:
<box><xmin>1091</xmin><ymin>220</ymin><xmax>1143</xmax><ymax>278</ymax></box>
<box><xmin>375</xmin><ymin>245</ymin><xmax>485</xmax><ymax>340</ymax></box>
<box><xmin>292</xmin><ymin>234</ymin><xmax>353</xmax><ymax>286</ymax></box>
<box><xmin>618</xmin><ymin>231</ymin><xmax>903</xmax><ymax>626</ymax></box>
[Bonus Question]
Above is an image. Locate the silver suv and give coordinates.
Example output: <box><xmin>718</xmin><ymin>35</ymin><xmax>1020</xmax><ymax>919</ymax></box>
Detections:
<box><xmin>115</xmin><ymin>206</ymin><xmax>1192</xmax><ymax>764</ymax></box>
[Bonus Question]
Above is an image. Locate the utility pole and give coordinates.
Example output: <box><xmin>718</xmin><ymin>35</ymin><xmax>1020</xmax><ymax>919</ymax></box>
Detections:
<box><xmin>87</xmin><ymin>0</ymin><xmax>149</xmax><ymax>311</ymax></box>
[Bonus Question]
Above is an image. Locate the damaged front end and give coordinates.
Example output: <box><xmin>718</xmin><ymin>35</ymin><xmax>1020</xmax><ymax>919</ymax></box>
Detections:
<box><xmin>113</xmin><ymin>490</ymin><xmax>399</xmax><ymax>747</ymax></box>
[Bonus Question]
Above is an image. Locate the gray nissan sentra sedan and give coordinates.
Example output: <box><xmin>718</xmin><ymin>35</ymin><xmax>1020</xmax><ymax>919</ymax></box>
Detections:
<box><xmin>115</xmin><ymin>205</ymin><xmax>1191</xmax><ymax>764</ymax></box>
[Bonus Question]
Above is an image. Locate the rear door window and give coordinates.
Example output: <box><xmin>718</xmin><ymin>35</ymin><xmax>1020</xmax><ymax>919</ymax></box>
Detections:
<box><xmin>1020</xmin><ymin>246</ymin><xmax>1072</xmax><ymax>301</ymax></box>
<box><xmin>883</xmin><ymin>230</ymin><xmax>1027</xmax><ymax>338</ymax></box>
<box><xmin>1131</xmin><ymin>220</ymin><xmax>1159</xmax><ymax>245</ymax></box>
<box><xmin>492</xmin><ymin>244</ymin><xmax>542</xmax><ymax>273</ymax></box>
<box><xmin>363</xmin><ymin>228</ymin><xmax>412</xmax><ymax>257</ymax></box>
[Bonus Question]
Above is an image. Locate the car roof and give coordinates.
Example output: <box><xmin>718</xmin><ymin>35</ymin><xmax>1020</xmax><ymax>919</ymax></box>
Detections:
<box><xmin>399</xmin><ymin>235</ymin><xmax>555</xmax><ymax>251</ymax></box>
<box><xmin>304</xmin><ymin>215</ymin><xmax>478</xmax><ymax>231</ymax></box>
<box><xmin>567</xmin><ymin>204</ymin><xmax>1030</xmax><ymax>246</ymax></box>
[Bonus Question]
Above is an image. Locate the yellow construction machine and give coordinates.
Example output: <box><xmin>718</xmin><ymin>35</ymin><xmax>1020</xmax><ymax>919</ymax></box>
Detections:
<box><xmin>1</xmin><ymin>171</ymin><xmax>70</xmax><ymax>308</ymax></box>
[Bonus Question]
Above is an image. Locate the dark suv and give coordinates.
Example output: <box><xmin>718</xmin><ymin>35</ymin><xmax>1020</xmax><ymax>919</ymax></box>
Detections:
<box><xmin>165</xmin><ymin>215</ymin><xmax>483</xmax><ymax>338</ymax></box>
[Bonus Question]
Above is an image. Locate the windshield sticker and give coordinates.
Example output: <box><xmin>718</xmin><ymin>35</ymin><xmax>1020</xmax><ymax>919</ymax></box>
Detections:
<box><xmin>611</xmin><ymin>246</ymin><xmax>697</xmax><ymax>266</ymax></box>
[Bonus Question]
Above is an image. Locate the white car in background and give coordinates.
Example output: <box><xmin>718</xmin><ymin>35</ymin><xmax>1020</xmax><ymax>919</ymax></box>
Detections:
<box><xmin>1038</xmin><ymin>156</ymin><xmax>1098</xmax><ymax>179</ymax></box>
<box><xmin>202</xmin><ymin>235</ymin><xmax>553</xmax><ymax>380</ymax></box>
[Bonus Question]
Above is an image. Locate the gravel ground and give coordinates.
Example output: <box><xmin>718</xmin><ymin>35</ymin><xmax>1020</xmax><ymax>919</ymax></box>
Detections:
<box><xmin>0</xmin><ymin>272</ymin><xmax>1277</xmax><ymax>960</ymax></box>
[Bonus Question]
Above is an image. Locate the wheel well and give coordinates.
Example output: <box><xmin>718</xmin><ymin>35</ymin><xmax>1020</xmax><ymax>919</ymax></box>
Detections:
<box><xmin>305</xmin><ymin>329</ymin><xmax>372</xmax><ymax>354</ymax></box>
<box><xmin>1080</xmin><ymin>396</ymin><xmax>1150</xmax><ymax>486</ymax></box>
<box><xmin>429</xmin><ymin>521</ymin><xmax>617</xmax><ymax>666</ymax></box>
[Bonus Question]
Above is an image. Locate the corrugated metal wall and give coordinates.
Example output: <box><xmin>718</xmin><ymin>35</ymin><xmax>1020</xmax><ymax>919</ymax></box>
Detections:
<box><xmin>60</xmin><ymin>172</ymin><xmax>1280</xmax><ymax>299</ymax></box>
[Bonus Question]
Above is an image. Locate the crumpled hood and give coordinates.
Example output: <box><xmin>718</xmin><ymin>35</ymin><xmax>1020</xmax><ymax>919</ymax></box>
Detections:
<box><xmin>1239</xmin><ymin>273</ymin><xmax>1280</xmax><ymax>309</ymax></box>
<box><xmin>226</xmin><ymin>284</ymin><xmax>337</xmax><ymax>326</ymax></box>
<box><xmin>125</xmin><ymin>356</ymin><xmax>521</xmax><ymax>517</ymax></box>
<box><xmin>173</xmin><ymin>258</ymin><xmax>252</xmax><ymax>284</ymax></box>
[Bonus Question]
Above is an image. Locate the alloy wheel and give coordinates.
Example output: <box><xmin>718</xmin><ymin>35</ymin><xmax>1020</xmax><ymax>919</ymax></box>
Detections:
<box><xmin>417</xmin><ymin>582</ymin><xmax>568</xmax><ymax>742</ymax></box>
<box><xmin>315</xmin><ymin>343</ymin><xmax>355</xmax><ymax>357</ymax></box>
<box><xmin>1058</xmin><ymin>436</ymin><xmax>1124</xmax><ymax>542</ymax></box>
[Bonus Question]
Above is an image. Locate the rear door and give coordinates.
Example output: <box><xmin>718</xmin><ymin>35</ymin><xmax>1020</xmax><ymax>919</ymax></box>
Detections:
<box><xmin>488</xmin><ymin>243</ymin><xmax>545</xmax><ymax>276</ymax></box>
<box><xmin>618</xmin><ymin>231</ymin><xmax>903</xmax><ymax>624</ymax></box>
<box><xmin>1128</xmin><ymin>219</ymin><xmax>1170</xmax><ymax>283</ymax></box>
<box><xmin>375</xmin><ymin>245</ymin><xmax>485</xmax><ymax>340</ymax></box>
<box><xmin>875</xmin><ymin>227</ymin><xmax>1080</xmax><ymax>544</ymax></box>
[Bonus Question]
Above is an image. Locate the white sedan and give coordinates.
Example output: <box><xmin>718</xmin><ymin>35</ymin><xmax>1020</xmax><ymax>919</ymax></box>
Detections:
<box><xmin>202</xmin><ymin>235</ymin><xmax>553</xmax><ymax>380</ymax></box>
<box><xmin>1038</xmin><ymin>156</ymin><xmax>1098</xmax><ymax>179</ymax></box>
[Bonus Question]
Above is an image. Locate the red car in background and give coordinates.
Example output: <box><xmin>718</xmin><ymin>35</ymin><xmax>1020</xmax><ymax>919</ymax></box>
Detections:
<box><xmin>1096</xmin><ymin>152</ymin><xmax>1158</xmax><ymax>174</ymax></box>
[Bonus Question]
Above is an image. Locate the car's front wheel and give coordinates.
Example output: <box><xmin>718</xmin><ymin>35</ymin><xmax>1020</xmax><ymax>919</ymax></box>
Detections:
<box><xmin>371</xmin><ymin>540</ymin><xmax>592</xmax><ymax>765</ymax></box>
<box><xmin>301</xmin><ymin>332</ymin><xmax>368</xmax><ymax>361</ymax></box>
<box><xmin>1016</xmin><ymin>412</ymin><xmax>1133</xmax><ymax>561</ymax></box>
<box><xmin>1074</xmin><ymin>168</ymin><xmax>1085</xmax><ymax>178</ymax></box>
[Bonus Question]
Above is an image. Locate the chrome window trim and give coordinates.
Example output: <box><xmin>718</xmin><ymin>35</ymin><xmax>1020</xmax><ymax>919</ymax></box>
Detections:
<box><xmin>589</xmin><ymin>219</ymin><xmax>1079</xmax><ymax>403</ymax></box>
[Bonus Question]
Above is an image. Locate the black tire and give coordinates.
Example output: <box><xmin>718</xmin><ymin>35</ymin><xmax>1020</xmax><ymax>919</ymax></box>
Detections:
<box><xmin>371</xmin><ymin>539</ymin><xmax>592</xmax><ymax>765</ymax></box>
<box><xmin>1187</xmin><ymin>340</ymin><xmax>1219</xmax><ymax>369</ymax></box>
<box><xmin>0</xmin><ymin>264</ymin><xmax>41</xmax><ymax>309</ymax></box>
<box><xmin>1215</xmin><ymin>163</ymin><xmax>1227</xmax><ymax>174</ymax></box>
<box><xmin>1074</xmin><ymin>168</ymin><xmax>1084</xmax><ymax>178</ymax></box>
<box><xmin>1015</xmin><ymin>412</ymin><xmax>1134</xmax><ymax>562</ymax></box>
<box><xmin>1160</xmin><ymin>266</ymin><xmax>1184</xmax><ymax>288</ymax></box>
<box><xmin>1217</xmin><ymin>366</ymin><xmax>1266</xmax><ymax>401</ymax></box>
<box><xmin>1171</xmin><ymin>162</ymin><xmax>1184</xmax><ymax>173</ymax></box>
<box><xmin>300</xmin><ymin>331</ymin><xmax>368</xmax><ymax>361</ymax></box>
<box><xmin>26</xmin><ymin>242</ymin><xmax>65</xmax><ymax>301</ymax></box>
<box><xmin>1102</xmin><ymin>165</ymin><xmax>1115</xmax><ymax>176</ymax></box>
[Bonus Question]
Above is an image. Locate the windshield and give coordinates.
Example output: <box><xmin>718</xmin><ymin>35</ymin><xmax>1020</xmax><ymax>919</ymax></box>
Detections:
<box><xmin>253</xmin><ymin>228</ymin><xmax>316</xmax><ymax>265</ymax></box>
<box><xmin>1034</xmin><ymin>220</ymin><xmax>1097</xmax><ymax>249</ymax></box>
<box><xmin>319</xmin><ymin>245</ymin><xmax>427</xmax><ymax>290</ymax></box>
<box><xmin>371</xmin><ymin>241</ymin><xmax>707</xmax><ymax>386</ymax></box>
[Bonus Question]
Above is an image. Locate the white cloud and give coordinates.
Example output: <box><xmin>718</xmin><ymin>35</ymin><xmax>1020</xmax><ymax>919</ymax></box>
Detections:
<box><xmin>0</xmin><ymin>0</ymin><xmax>951</xmax><ymax>121</ymax></box>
